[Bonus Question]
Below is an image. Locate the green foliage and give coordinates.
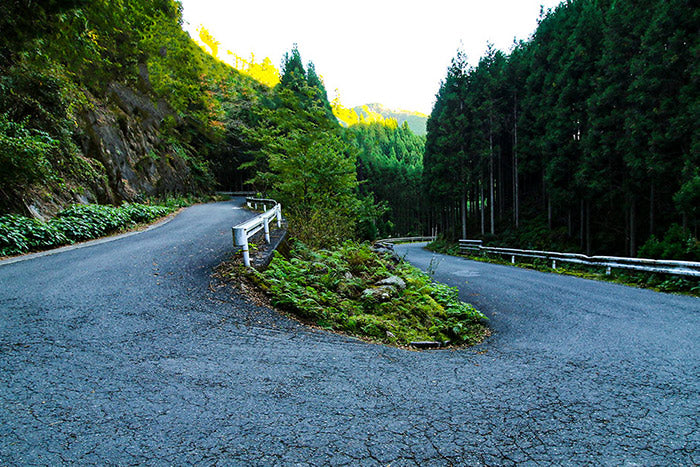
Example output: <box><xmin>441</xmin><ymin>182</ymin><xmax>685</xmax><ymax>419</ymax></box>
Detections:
<box><xmin>424</xmin><ymin>0</ymin><xmax>698</xmax><ymax>257</ymax></box>
<box><xmin>0</xmin><ymin>203</ymin><xmax>171</xmax><ymax>256</ymax></box>
<box><xmin>638</xmin><ymin>224</ymin><xmax>700</xmax><ymax>261</ymax></box>
<box><xmin>254</xmin><ymin>241</ymin><xmax>487</xmax><ymax>346</ymax></box>
<box><xmin>0</xmin><ymin>0</ymin><xmax>235</xmax><ymax>210</ymax></box>
<box><xmin>0</xmin><ymin>114</ymin><xmax>58</xmax><ymax>190</ymax></box>
<box><xmin>346</xmin><ymin>122</ymin><xmax>425</xmax><ymax>237</ymax></box>
<box><xmin>426</xmin><ymin>237</ymin><xmax>460</xmax><ymax>256</ymax></box>
<box><xmin>0</xmin><ymin>215</ymin><xmax>68</xmax><ymax>256</ymax></box>
<box><xmin>243</xmin><ymin>47</ymin><xmax>379</xmax><ymax>247</ymax></box>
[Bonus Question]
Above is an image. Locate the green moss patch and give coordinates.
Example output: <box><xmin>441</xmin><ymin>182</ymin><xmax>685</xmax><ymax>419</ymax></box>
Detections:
<box><xmin>246</xmin><ymin>241</ymin><xmax>488</xmax><ymax>347</ymax></box>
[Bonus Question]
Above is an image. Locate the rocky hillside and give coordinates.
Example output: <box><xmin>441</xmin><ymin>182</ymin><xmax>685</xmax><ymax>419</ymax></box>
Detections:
<box><xmin>0</xmin><ymin>0</ymin><xmax>264</xmax><ymax>218</ymax></box>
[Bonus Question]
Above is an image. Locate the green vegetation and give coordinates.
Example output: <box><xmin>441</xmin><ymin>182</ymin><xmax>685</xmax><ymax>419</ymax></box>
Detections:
<box><xmin>352</xmin><ymin>104</ymin><xmax>429</xmax><ymax>137</ymax></box>
<box><xmin>0</xmin><ymin>203</ymin><xmax>172</xmax><ymax>257</ymax></box>
<box><xmin>422</xmin><ymin>0</ymin><xmax>698</xmax><ymax>260</ymax></box>
<box><xmin>346</xmin><ymin>122</ymin><xmax>426</xmax><ymax>239</ymax></box>
<box><xmin>240</xmin><ymin>46</ymin><xmax>367</xmax><ymax>247</ymax></box>
<box><xmin>247</xmin><ymin>241</ymin><xmax>487</xmax><ymax>346</ymax></box>
<box><xmin>0</xmin><ymin>0</ymin><xmax>269</xmax><ymax>213</ymax></box>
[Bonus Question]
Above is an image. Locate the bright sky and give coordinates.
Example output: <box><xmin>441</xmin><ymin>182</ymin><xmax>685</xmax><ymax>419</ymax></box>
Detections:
<box><xmin>179</xmin><ymin>0</ymin><xmax>563</xmax><ymax>115</ymax></box>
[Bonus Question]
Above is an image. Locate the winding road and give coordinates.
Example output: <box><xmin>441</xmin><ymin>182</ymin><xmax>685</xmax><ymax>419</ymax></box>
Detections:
<box><xmin>1</xmin><ymin>199</ymin><xmax>698</xmax><ymax>465</ymax></box>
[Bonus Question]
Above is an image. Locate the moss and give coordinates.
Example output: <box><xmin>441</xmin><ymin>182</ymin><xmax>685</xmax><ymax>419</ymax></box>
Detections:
<box><xmin>247</xmin><ymin>240</ymin><xmax>488</xmax><ymax>347</ymax></box>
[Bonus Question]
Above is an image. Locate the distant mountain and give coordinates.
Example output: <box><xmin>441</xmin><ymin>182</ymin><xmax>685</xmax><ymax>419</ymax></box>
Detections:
<box><xmin>352</xmin><ymin>103</ymin><xmax>428</xmax><ymax>136</ymax></box>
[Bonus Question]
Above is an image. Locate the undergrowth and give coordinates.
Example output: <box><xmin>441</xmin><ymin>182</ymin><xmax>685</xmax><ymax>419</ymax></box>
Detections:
<box><xmin>0</xmin><ymin>202</ymin><xmax>172</xmax><ymax>257</ymax></box>
<box><xmin>243</xmin><ymin>241</ymin><xmax>488</xmax><ymax>347</ymax></box>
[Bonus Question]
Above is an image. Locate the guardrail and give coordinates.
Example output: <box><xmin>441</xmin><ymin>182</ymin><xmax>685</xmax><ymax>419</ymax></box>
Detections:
<box><xmin>233</xmin><ymin>199</ymin><xmax>283</xmax><ymax>267</ymax></box>
<box><xmin>246</xmin><ymin>197</ymin><xmax>278</xmax><ymax>212</ymax></box>
<box><xmin>376</xmin><ymin>236</ymin><xmax>436</xmax><ymax>244</ymax></box>
<box><xmin>459</xmin><ymin>239</ymin><xmax>700</xmax><ymax>278</ymax></box>
<box><xmin>216</xmin><ymin>191</ymin><xmax>257</xmax><ymax>197</ymax></box>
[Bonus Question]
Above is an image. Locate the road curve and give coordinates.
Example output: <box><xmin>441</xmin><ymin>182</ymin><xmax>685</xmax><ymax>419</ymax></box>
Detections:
<box><xmin>1</xmin><ymin>202</ymin><xmax>698</xmax><ymax>465</ymax></box>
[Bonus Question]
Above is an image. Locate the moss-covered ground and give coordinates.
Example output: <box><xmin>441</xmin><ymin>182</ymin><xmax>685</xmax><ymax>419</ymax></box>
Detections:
<box><xmin>235</xmin><ymin>241</ymin><xmax>489</xmax><ymax>348</ymax></box>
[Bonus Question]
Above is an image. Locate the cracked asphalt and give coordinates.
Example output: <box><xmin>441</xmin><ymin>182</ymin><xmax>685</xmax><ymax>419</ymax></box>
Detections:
<box><xmin>1</xmin><ymin>199</ymin><xmax>698</xmax><ymax>465</ymax></box>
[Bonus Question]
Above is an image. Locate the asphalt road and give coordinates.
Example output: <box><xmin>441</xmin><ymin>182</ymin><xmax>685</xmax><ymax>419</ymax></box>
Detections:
<box><xmin>1</xmin><ymin>200</ymin><xmax>698</xmax><ymax>465</ymax></box>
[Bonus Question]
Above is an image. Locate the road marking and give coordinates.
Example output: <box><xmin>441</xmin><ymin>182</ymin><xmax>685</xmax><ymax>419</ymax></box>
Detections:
<box><xmin>451</xmin><ymin>269</ymin><xmax>481</xmax><ymax>277</ymax></box>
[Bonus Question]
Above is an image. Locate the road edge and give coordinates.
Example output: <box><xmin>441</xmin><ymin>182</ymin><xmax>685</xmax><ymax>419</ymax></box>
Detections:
<box><xmin>0</xmin><ymin>209</ymin><xmax>183</xmax><ymax>267</ymax></box>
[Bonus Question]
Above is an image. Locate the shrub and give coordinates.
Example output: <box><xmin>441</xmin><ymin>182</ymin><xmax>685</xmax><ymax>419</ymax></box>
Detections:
<box><xmin>0</xmin><ymin>214</ymin><xmax>68</xmax><ymax>256</ymax></box>
<box><xmin>638</xmin><ymin>224</ymin><xmax>700</xmax><ymax>261</ymax></box>
<box><xmin>0</xmin><ymin>202</ymin><xmax>172</xmax><ymax>257</ymax></box>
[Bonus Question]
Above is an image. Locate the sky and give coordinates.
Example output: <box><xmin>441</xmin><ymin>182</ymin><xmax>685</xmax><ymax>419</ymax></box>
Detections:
<box><xmin>179</xmin><ymin>0</ymin><xmax>564</xmax><ymax>115</ymax></box>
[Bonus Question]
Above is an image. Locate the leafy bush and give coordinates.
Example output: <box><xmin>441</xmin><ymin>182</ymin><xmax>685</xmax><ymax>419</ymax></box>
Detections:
<box><xmin>0</xmin><ymin>114</ymin><xmax>57</xmax><ymax>190</ymax></box>
<box><xmin>638</xmin><ymin>224</ymin><xmax>700</xmax><ymax>261</ymax></box>
<box><xmin>252</xmin><ymin>241</ymin><xmax>487</xmax><ymax>346</ymax></box>
<box><xmin>0</xmin><ymin>202</ymin><xmax>172</xmax><ymax>257</ymax></box>
<box><xmin>0</xmin><ymin>215</ymin><xmax>67</xmax><ymax>256</ymax></box>
<box><xmin>121</xmin><ymin>203</ymin><xmax>170</xmax><ymax>223</ymax></box>
<box><xmin>426</xmin><ymin>237</ymin><xmax>460</xmax><ymax>256</ymax></box>
<box><xmin>51</xmin><ymin>204</ymin><xmax>131</xmax><ymax>241</ymax></box>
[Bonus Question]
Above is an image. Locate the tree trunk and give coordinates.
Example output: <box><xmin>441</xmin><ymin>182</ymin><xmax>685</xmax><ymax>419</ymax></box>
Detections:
<box><xmin>547</xmin><ymin>198</ymin><xmax>552</xmax><ymax>230</ymax></box>
<box><xmin>586</xmin><ymin>200</ymin><xmax>591</xmax><ymax>255</ymax></box>
<box><xmin>580</xmin><ymin>199</ymin><xmax>584</xmax><ymax>251</ymax></box>
<box><xmin>480</xmin><ymin>184</ymin><xmax>485</xmax><ymax>236</ymax></box>
<box><xmin>513</xmin><ymin>92</ymin><xmax>519</xmax><ymax>229</ymax></box>
<box><xmin>624</xmin><ymin>207</ymin><xmax>629</xmax><ymax>256</ymax></box>
<box><xmin>489</xmin><ymin>120</ymin><xmax>495</xmax><ymax>235</ymax></box>
<box><xmin>630</xmin><ymin>198</ymin><xmax>636</xmax><ymax>257</ymax></box>
<box><xmin>461</xmin><ymin>192</ymin><xmax>467</xmax><ymax>240</ymax></box>
<box><xmin>649</xmin><ymin>181</ymin><xmax>654</xmax><ymax>236</ymax></box>
<box><xmin>498</xmin><ymin>149</ymin><xmax>504</xmax><ymax>217</ymax></box>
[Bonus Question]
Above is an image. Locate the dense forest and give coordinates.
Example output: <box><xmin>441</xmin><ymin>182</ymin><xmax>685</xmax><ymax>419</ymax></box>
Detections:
<box><xmin>2</xmin><ymin>0</ymin><xmax>697</xmax><ymax>260</ymax></box>
<box><xmin>0</xmin><ymin>0</ymin><xmax>423</xmax><ymax>247</ymax></box>
<box><xmin>423</xmin><ymin>0</ymin><xmax>699</xmax><ymax>259</ymax></box>
<box><xmin>346</xmin><ymin>122</ymin><xmax>425</xmax><ymax>237</ymax></box>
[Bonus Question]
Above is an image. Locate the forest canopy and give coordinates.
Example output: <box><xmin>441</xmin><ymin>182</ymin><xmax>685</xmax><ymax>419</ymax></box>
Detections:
<box><xmin>423</xmin><ymin>0</ymin><xmax>699</xmax><ymax>259</ymax></box>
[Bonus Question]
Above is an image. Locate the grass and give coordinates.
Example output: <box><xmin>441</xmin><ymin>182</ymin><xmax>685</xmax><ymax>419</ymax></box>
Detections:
<box><xmin>234</xmin><ymin>240</ymin><xmax>489</xmax><ymax>348</ymax></box>
<box><xmin>427</xmin><ymin>240</ymin><xmax>700</xmax><ymax>296</ymax></box>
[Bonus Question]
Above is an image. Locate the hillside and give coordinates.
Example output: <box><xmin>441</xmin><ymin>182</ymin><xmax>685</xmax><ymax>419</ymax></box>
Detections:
<box><xmin>0</xmin><ymin>0</ymin><xmax>268</xmax><ymax>217</ymax></box>
<box><xmin>353</xmin><ymin>103</ymin><xmax>428</xmax><ymax>136</ymax></box>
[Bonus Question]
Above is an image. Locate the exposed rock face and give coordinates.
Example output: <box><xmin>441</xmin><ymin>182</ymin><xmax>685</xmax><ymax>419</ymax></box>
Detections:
<box><xmin>26</xmin><ymin>65</ymin><xmax>204</xmax><ymax>217</ymax></box>
<box><xmin>76</xmin><ymin>81</ymin><xmax>196</xmax><ymax>205</ymax></box>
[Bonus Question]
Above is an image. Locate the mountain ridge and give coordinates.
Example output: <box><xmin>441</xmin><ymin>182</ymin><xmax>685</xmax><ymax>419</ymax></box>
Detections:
<box><xmin>352</xmin><ymin>103</ymin><xmax>427</xmax><ymax>136</ymax></box>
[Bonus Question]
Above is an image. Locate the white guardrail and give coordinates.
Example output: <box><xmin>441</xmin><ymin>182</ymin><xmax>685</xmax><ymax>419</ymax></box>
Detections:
<box><xmin>233</xmin><ymin>197</ymin><xmax>283</xmax><ymax>267</ymax></box>
<box><xmin>459</xmin><ymin>239</ymin><xmax>700</xmax><ymax>278</ymax></box>
<box><xmin>376</xmin><ymin>236</ymin><xmax>436</xmax><ymax>244</ymax></box>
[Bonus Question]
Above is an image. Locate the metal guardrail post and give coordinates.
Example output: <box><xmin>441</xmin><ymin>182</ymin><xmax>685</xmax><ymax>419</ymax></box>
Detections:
<box><xmin>263</xmin><ymin>216</ymin><xmax>270</xmax><ymax>244</ymax></box>
<box><xmin>276</xmin><ymin>204</ymin><xmax>282</xmax><ymax>228</ymax></box>
<box><xmin>233</xmin><ymin>227</ymin><xmax>250</xmax><ymax>267</ymax></box>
